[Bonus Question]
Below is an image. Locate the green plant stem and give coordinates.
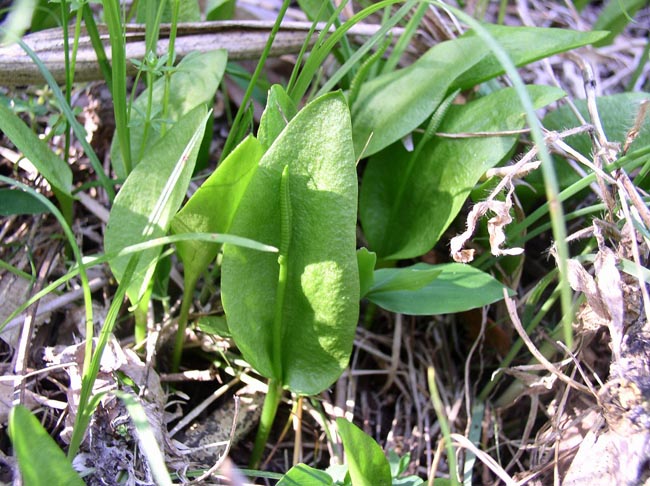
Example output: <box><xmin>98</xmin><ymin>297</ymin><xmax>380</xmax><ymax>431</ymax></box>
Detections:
<box><xmin>219</xmin><ymin>0</ymin><xmax>291</xmax><ymax>161</ymax></box>
<box><xmin>381</xmin><ymin>1</ymin><xmax>427</xmax><ymax>74</ymax></box>
<box><xmin>171</xmin><ymin>273</ymin><xmax>199</xmax><ymax>371</ymax></box>
<box><xmin>133</xmin><ymin>293</ymin><xmax>149</xmax><ymax>344</ymax></box>
<box><xmin>250</xmin><ymin>379</ymin><xmax>283</xmax><ymax>469</ymax></box>
<box><xmin>103</xmin><ymin>0</ymin><xmax>132</xmax><ymax>175</ymax></box>
<box><xmin>82</xmin><ymin>5</ymin><xmax>112</xmax><ymax>91</ymax></box>
<box><xmin>308</xmin><ymin>0</ymin><xmax>419</xmax><ymax>101</ymax></box>
<box><xmin>59</xmin><ymin>0</ymin><xmax>72</xmax><ymax>165</ymax></box>
<box><xmin>161</xmin><ymin>0</ymin><xmax>179</xmax><ymax>137</ymax></box>
<box><xmin>68</xmin><ymin>256</ymin><xmax>138</xmax><ymax>458</ymax></box>
<box><xmin>427</xmin><ymin>367</ymin><xmax>458</xmax><ymax>486</ymax></box>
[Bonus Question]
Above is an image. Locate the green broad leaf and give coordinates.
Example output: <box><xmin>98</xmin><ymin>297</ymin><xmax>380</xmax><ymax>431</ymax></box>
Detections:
<box><xmin>221</xmin><ymin>92</ymin><xmax>359</xmax><ymax>396</ymax></box>
<box><xmin>9</xmin><ymin>405</ymin><xmax>85</xmax><ymax>486</ymax></box>
<box><xmin>171</xmin><ymin>135</ymin><xmax>263</xmax><ymax>282</ymax></box>
<box><xmin>454</xmin><ymin>25</ymin><xmax>608</xmax><ymax>90</ymax></box>
<box><xmin>0</xmin><ymin>103</ymin><xmax>72</xmax><ymax>196</ymax></box>
<box><xmin>350</xmin><ymin>35</ymin><xmax>487</xmax><ymax>158</ymax></box>
<box><xmin>544</xmin><ymin>92</ymin><xmax>650</xmax><ymax>157</ymax></box>
<box><xmin>593</xmin><ymin>0</ymin><xmax>646</xmax><ymax>46</ymax></box>
<box><xmin>367</xmin><ymin>266</ymin><xmax>441</xmax><ymax>295</ymax></box>
<box><xmin>337</xmin><ymin>418</ymin><xmax>391</xmax><ymax>486</ymax></box>
<box><xmin>360</xmin><ymin>85</ymin><xmax>564</xmax><ymax>260</ymax></box>
<box><xmin>111</xmin><ymin>50</ymin><xmax>226</xmax><ymax>178</ymax></box>
<box><xmin>357</xmin><ymin>248</ymin><xmax>377</xmax><ymax>299</ymax></box>
<box><xmin>277</xmin><ymin>463</ymin><xmax>334</xmax><ymax>486</ymax></box>
<box><xmin>0</xmin><ymin>188</ymin><xmax>48</xmax><ymax>215</ymax></box>
<box><xmin>105</xmin><ymin>105</ymin><xmax>209</xmax><ymax>304</ymax></box>
<box><xmin>296</xmin><ymin>0</ymin><xmax>333</xmax><ymax>21</ymax></box>
<box><xmin>530</xmin><ymin>92</ymin><xmax>650</xmax><ymax>195</ymax></box>
<box><xmin>258</xmin><ymin>84</ymin><xmax>298</xmax><ymax>151</ymax></box>
<box><xmin>351</xmin><ymin>25</ymin><xmax>605</xmax><ymax>158</ymax></box>
<box><xmin>366</xmin><ymin>263</ymin><xmax>512</xmax><ymax>315</ymax></box>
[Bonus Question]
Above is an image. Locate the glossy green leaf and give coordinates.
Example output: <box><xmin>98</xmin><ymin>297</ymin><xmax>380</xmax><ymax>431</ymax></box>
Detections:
<box><xmin>111</xmin><ymin>50</ymin><xmax>226</xmax><ymax>177</ymax></box>
<box><xmin>357</xmin><ymin>248</ymin><xmax>377</xmax><ymax>299</ymax></box>
<box><xmin>593</xmin><ymin>0</ymin><xmax>646</xmax><ymax>46</ymax></box>
<box><xmin>366</xmin><ymin>263</ymin><xmax>512</xmax><ymax>315</ymax></box>
<box><xmin>350</xmin><ymin>35</ymin><xmax>487</xmax><ymax>158</ymax></box>
<box><xmin>9</xmin><ymin>405</ymin><xmax>85</xmax><ymax>486</ymax></box>
<box><xmin>0</xmin><ymin>102</ymin><xmax>72</xmax><ymax>195</ymax></box>
<box><xmin>367</xmin><ymin>266</ymin><xmax>441</xmax><ymax>295</ymax></box>
<box><xmin>277</xmin><ymin>463</ymin><xmax>334</xmax><ymax>486</ymax></box>
<box><xmin>221</xmin><ymin>92</ymin><xmax>359</xmax><ymax>396</ymax></box>
<box><xmin>258</xmin><ymin>84</ymin><xmax>298</xmax><ymax>151</ymax></box>
<box><xmin>351</xmin><ymin>26</ymin><xmax>606</xmax><ymax>158</ymax></box>
<box><xmin>337</xmin><ymin>418</ymin><xmax>391</xmax><ymax>486</ymax></box>
<box><xmin>360</xmin><ymin>85</ymin><xmax>564</xmax><ymax>260</ymax></box>
<box><xmin>171</xmin><ymin>135</ymin><xmax>263</xmax><ymax>281</ymax></box>
<box><xmin>105</xmin><ymin>105</ymin><xmax>209</xmax><ymax>304</ymax></box>
<box><xmin>453</xmin><ymin>25</ymin><xmax>608</xmax><ymax>90</ymax></box>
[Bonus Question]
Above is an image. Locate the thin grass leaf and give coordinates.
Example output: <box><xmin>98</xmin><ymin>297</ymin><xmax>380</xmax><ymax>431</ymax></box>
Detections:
<box><xmin>102</xmin><ymin>0</ymin><xmax>132</xmax><ymax>175</ymax></box>
<box><xmin>114</xmin><ymin>391</ymin><xmax>173</xmax><ymax>486</ymax></box>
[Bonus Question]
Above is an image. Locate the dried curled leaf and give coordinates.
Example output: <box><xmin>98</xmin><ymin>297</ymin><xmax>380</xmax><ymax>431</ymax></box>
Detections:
<box><xmin>450</xmin><ymin>185</ymin><xmax>523</xmax><ymax>262</ymax></box>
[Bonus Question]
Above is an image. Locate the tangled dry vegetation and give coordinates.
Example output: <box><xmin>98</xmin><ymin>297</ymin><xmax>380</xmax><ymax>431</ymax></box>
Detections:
<box><xmin>0</xmin><ymin>0</ymin><xmax>649</xmax><ymax>484</ymax></box>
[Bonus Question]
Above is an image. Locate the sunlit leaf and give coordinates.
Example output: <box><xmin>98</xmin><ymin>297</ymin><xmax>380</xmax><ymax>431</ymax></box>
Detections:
<box><xmin>221</xmin><ymin>92</ymin><xmax>359</xmax><ymax>395</ymax></box>
<box><xmin>9</xmin><ymin>405</ymin><xmax>85</xmax><ymax>486</ymax></box>
<box><xmin>337</xmin><ymin>418</ymin><xmax>391</xmax><ymax>486</ymax></box>
<box><xmin>105</xmin><ymin>105</ymin><xmax>209</xmax><ymax>304</ymax></box>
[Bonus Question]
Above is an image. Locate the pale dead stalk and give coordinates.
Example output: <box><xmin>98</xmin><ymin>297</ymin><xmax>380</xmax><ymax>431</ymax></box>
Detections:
<box><xmin>451</xmin><ymin>433</ymin><xmax>517</xmax><ymax>486</ymax></box>
<box><xmin>503</xmin><ymin>291</ymin><xmax>592</xmax><ymax>396</ymax></box>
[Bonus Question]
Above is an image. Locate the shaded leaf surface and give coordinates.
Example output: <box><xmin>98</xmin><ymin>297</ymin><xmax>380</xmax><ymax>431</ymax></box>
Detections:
<box><xmin>453</xmin><ymin>25</ymin><xmax>607</xmax><ymax>89</ymax></box>
<box><xmin>533</xmin><ymin>92</ymin><xmax>650</xmax><ymax>193</ymax></box>
<box><xmin>221</xmin><ymin>93</ymin><xmax>359</xmax><ymax>396</ymax></box>
<box><xmin>360</xmin><ymin>85</ymin><xmax>563</xmax><ymax>260</ymax></box>
<box><xmin>367</xmin><ymin>263</ymin><xmax>512</xmax><ymax>315</ymax></box>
